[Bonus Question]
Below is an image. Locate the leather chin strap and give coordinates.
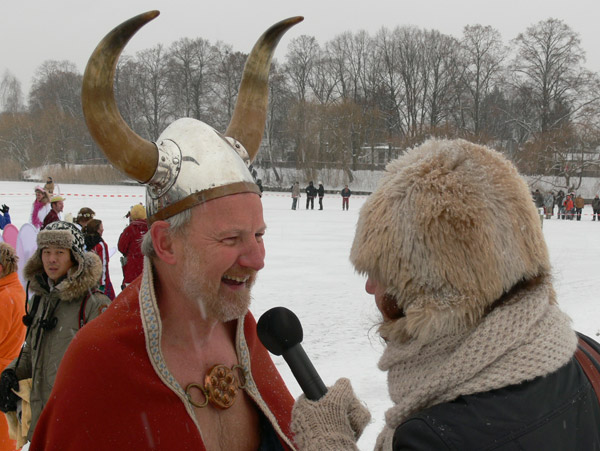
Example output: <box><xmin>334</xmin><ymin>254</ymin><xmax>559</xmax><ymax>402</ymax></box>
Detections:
<box><xmin>148</xmin><ymin>181</ymin><xmax>262</xmax><ymax>224</ymax></box>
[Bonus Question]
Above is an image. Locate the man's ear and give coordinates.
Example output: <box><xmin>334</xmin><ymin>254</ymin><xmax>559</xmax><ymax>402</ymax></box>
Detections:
<box><xmin>150</xmin><ymin>221</ymin><xmax>177</xmax><ymax>265</ymax></box>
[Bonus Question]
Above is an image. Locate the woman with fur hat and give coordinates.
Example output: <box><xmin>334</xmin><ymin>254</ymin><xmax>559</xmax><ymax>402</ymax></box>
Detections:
<box><xmin>0</xmin><ymin>244</ymin><xmax>26</xmax><ymax>451</ymax></box>
<box><xmin>291</xmin><ymin>139</ymin><xmax>600</xmax><ymax>449</ymax></box>
<box><xmin>30</xmin><ymin>187</ymin><xmax>50</xmax><ymax>230</ymax></box>
<box><xmin>83</xmin><ymin>219</ymin><xmax>115</xmax><ymax>300</ymax></box>
<box><xmin>0</xmin><ymin>222</ymin><xmax>110</xmax><ymax>442</ymax></box>
<box><xmin>117</xmin><ymin>204</ymin><xmax>148</xmax><ymax>289</ymax></box>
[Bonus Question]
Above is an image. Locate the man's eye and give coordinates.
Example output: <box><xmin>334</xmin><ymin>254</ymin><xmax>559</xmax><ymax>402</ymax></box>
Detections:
<box><xmin>255</xmin><ymin>233</ymin><xmax>265</xmax><ymax>242</ymax></box>
<box><xmin>222</xmin><ymin>237</ymin><xmax>237</xmax><ymax>245</ymax></box>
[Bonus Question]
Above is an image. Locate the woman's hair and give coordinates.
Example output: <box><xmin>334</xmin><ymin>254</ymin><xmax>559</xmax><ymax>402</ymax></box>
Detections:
<box><xmin>83</xmin><ymin>219</ymin><xmax>103</xmax><ymax>235</ymax></box>
<box><xmin>76</xmin><ymin>207</ymin><xmax>96</xmax><ymax>224</ymax></box>
<box><xmin>35</xmin><ymin>189</ymin><xmax>50</xmax><ymax>204</ymax></box>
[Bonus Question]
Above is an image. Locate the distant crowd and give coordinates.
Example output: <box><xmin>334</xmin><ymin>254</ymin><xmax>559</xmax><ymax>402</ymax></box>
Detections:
<box><xmin>532</xmin><ymin>189</ymin><xmax>600</xmax><ymax>221</ymax></box>
<box><xmin>290</xmin><ymin>181</ymin><xmax>353</xmax><ymax>211</ymax></box>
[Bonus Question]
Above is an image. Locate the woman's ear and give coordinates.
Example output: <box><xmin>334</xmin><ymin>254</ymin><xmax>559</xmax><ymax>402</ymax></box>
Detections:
<box><xmin>150</xmin><ymin>221</ymin><xmax>177</xmax><ymax>265</ymax></box>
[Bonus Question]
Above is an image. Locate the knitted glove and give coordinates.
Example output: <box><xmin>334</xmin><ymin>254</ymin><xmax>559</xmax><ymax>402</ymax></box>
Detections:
<box><xmin>0</xmin><ymin>369</ymin><xmax>19</xmax><ymax>413</ymax></box>
<box><xmin>0</xmin><ymin>204</ymin><xmax>8</xmax><ymax>214</ymax></box>
<box><xmin>291</xmin><ymin>378</ymin><xmax>371</xmax><ymax>451</ymax></box>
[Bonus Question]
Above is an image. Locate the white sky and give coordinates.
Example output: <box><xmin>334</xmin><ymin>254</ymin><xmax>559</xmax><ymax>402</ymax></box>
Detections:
<box><xmin>2</xmin><ymin>0</ymin><xmax>600</xmax><ymax>98</ymax></box>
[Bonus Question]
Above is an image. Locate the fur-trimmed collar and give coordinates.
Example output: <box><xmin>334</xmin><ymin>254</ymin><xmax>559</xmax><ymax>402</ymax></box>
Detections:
<box><xmin>23</xmin><ymin>251</ymin><xmax>102</xmax><ymax>302</ymax></box>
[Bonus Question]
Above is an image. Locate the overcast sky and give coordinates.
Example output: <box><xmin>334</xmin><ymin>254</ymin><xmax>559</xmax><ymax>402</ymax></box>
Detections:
<box><xmin>2</xmin><ymin>0</ymin><xmax>599</xmax><ymax>97</ymax></box>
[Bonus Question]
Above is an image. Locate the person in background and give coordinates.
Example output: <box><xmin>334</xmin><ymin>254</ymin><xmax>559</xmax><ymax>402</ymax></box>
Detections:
<box><xmin>564</xmin><ymin>194</ymin><xmax>574</xmax><ymax>220</ymax></box>
<box><xmin>574</xmin><ymin>194</ymin><xmax>585</xmax><ymax>221</ymax></box>
<box><xmin>117</xmin><ymin>204</ymin><xmax>148</xmax><ymax>289</ymax></box>
<box><xmin>83</xmin><ymin>219</ymin><xmax>115</xmax><ymax>300</ymax></box>
<box><xmin>0</xmin><ymin>243</ymin><xmax>26</xmax><ymax>451</ymax></box>
<box><xmin>555</xmin><ymin>190</ymin><xmax>565</xmax><ymax>220</ymax></box>
<box><xmin>43</xmin><ymin>178</ymin><xmax>54</xmax><ymax>196</ymax></box>
<box><xmin>256</xmin><ymin>179</ymin><xmax>264</xmax><ymax>193</ymax></box>
<box><xmin>543</xmin><ymin>190</ymin><xmax>554</xmax><ymax>219</ymax></box>
<box><xmin>291</xmin><ymin>181</ymin><xmax>300</xmax><ymax>210</ymax></box>
<box><xmin>317</xmin><ymin>182</ymin><xmax>325</xmax><ymax>210</ymax></box>
<box><xmin>42</xmin><ymin>195</ymin><xmax>65</xmax><ymax>229</ymax></box>
<box><xmin>305</xmin><ymin>181</ymin><xmax>317</xmax><ymax>210</ymax></box>
<box><xmin>533</xmin><ymin>189</ymin><xmax>544</xmax><ymax>214</ymax></box>
<box><xmin>341</xmin><ymin>184</ymin><xmax>352</xmax><ymax>211</ymax></box>
<box><xmin>73</xmin><ymin>208</ymin><xmax>95</xmax><ymax>231</ymax></box>
<box><xmin>30</xmin><ymin>187</ymin><xmax>51</xmax><ymax>230</ymax></box>
<box><xmin>0</xmin><ymin>206</ymin><xmax>10</xmax><ymax>231</ymax></box>
<box><xmin>291</xmin><ymin>139</ymin><xmax>600</xmax><ymax>450</ymax></box>
<box><xmin>31</xmin><ymin>13</ymin><xmax>300</xmax><ymax>449</ymax></box>
<box><xmin>0</xmin><ymin>222</ymin><xmax>110</xmax><ymax>443</ymax></box>
<box><xmin>592</xmin><ymin>194</ymin><xmax>600</xmax><ymax>221</ymax></box>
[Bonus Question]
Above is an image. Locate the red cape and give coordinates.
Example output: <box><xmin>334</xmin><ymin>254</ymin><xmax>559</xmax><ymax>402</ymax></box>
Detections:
<box><xmin>31</xmin><ymin>277</ymin><xmax>295</xmax><ymax>450</ymax></box>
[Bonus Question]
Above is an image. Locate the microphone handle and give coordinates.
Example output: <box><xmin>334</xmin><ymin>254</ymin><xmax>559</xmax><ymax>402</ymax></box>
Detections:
<box><xmin>282</xmin><ymin>343</ymin><xmax>327</xmax><ymax>401</ymax></box>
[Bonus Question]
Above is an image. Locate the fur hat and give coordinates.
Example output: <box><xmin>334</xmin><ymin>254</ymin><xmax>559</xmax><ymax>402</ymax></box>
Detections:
<box><xmin>36</xmin><ymin>221</ymin><xmax>88</xmax><ymax>280</ymax></box>
<box><xmin>350</xmin><ymin>139</ymin><xmax>550</xmax><ymax>343</ymax></box>
<box><xmin>0</xmin><ymin>243</ymin><xmax>18</xmax><ymax>276</ymax></box>
<box><xmin>129</xmin><ymin>204</ymin><xmax>147</xmax><ymax>221</ymax></box>
<box><xmin>50</xmin><ymin>194</ymin><xmax>65</xmax><ymax>203</ymax></box>
<box><xmin>23</xmin><ymin>221</ymin><xmax>102</xmax><ymax>301</ymax></box>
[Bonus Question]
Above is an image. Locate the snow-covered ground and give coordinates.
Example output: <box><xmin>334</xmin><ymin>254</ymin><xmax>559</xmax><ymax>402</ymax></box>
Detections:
<box><xmin>1</xmin><ymin>180</ymin><xmax>599</xmax><ymax>449</ymax></box>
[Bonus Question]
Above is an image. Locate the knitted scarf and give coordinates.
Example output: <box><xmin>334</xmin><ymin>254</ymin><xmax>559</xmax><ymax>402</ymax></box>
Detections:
<box><xmin>375</xmin><ymin>281</ymin><xmax>577</xmax><ymax>450</ymax></box>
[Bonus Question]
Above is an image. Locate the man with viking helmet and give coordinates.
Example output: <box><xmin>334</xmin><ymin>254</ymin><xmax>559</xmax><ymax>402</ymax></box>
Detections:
<box><xmin>31</xmin><ymin>11</ymin><xmax>302</xmax><ymax>450</ymax></box>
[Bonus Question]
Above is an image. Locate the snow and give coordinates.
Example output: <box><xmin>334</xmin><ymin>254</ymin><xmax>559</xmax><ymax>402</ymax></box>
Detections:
<box><xmin>1</xmin><ymin>180</ymin><xmax>599</xmax><ymax>450</ymax></box>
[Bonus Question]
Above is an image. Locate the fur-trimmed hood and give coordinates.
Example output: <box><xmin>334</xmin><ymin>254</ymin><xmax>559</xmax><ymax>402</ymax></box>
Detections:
<box><xmin>350</xmin><ymin>139</ymin><xmax>550</xmax><ymax>343</ymax></box>
<box><xmin>23</xmin><ymin>251</ymin><xmax>103</xmax><ymax>302</ymax></box>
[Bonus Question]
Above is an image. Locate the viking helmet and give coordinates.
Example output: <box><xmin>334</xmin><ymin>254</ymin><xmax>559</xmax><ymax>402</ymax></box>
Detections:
<box><xmin>82</xmin><ymin>11</ymin><xmax>302</xmax><ymax>223</ymax></box>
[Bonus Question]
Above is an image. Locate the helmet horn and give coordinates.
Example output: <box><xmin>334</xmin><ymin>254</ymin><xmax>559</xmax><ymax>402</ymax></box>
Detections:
<box><xmin>81</xmin><ymin>11</ymin><xmax>160</xmax><ymax>183</ymax></box>
<box><xmin>225</xmin><ymin>16</ymin><xmax>304</xmax><ymax>162</ymax></box>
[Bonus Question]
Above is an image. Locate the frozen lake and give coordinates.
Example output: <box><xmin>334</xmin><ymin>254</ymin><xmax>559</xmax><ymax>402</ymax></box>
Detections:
<box><xmin>1</xmin><ymin>180</ymin><xmax>598</xmax><ymax>449</ymax></box>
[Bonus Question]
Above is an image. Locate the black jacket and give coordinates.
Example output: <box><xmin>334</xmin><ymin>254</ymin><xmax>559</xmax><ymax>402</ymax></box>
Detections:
<box><xmin>393</xmin><ymin>336</ymin><xmax>600</xmax><ymax>450</ymax></box>
<box><xmin>305</xmin><ymin>184</ymin><xmax>317</xmax><ymax>197</ymax></box>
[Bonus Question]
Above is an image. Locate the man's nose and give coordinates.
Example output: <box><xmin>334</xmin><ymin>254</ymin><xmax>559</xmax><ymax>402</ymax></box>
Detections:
<box><xmin>238</xmin><ymin>239</ymin><xmax>265</xmax><ymax>271</ymax></box>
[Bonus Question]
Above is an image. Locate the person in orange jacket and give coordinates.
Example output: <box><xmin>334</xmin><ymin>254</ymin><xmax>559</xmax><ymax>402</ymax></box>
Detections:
<box><xmin>0</xmin><ymin>243</ymin><xmax>26</xmax><ymax>451</ymax></box>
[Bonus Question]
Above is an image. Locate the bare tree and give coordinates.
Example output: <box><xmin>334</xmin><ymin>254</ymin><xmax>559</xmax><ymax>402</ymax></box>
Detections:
<box><xmin>0</xmin><ymin>71</ymin><xmax>24</xmax><ymax>113</ymax></box>
<box><xmin>458</xmin><ymin>25</ymin><xmax>507</xmax><ymax>136</ymax></box>
<box><xmin>211</xmin><ymin>43</ymin><xmax>245</xmax><ymax>131</ymax></box>
<box><xmin>135</xmin><ymin>45</ymin><xmax>172</xmax><ymax>139</ymax></box>
<box><xmin>167</xmin><ymin>37</ymin><xmax>218</xmax><ymax>121</ymax></box>
<box><xmin>510</xmin><ymin>18</ymin><xmax>597</xmax><ymax>135</ymax></box>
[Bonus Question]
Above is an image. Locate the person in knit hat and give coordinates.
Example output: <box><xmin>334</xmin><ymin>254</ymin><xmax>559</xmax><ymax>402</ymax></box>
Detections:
<box><xmin>291</xmin><ymin>139</ymin><xmax>600</xmax><ymax>449</ymax></box>
<box><xmin>117</xmin><ymin>204</ymin><xmax>148</xmax><ymax>289</ymax></box>
<box><xmin>0</xmin><ymin>222</ymin><xmax>110</xmax><ymax>442</ymax></box>
<box><xmin>0</xmin><ymin>243</ymin><xmax>26</xmax><ymax>451</ymax></box>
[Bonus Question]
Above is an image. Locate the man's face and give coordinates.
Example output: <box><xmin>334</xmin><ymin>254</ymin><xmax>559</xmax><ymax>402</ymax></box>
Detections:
<box><xmin>41</xmin><ymin>246</ymin><xmax>73</xmax><ymax>282</ymax></box>
<box><xmin>52</xmin><ymin>201</ymin><xmax>64</xmax><ymax>212</ymax></box>
<box><xmin>176</xmin><ymin>193</ymin><xmax>266</xmax><ymax>322</ymax></box>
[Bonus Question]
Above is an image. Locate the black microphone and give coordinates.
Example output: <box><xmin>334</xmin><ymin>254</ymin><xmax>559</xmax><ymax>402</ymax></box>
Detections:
<box><xmin>257</xmin><ymin>307</ymin><xmax>327</xmax><ymax>400</ymax></box>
